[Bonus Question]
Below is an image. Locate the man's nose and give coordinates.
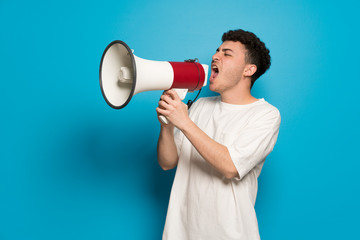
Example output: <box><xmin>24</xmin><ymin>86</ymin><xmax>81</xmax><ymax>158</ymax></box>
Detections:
<box><xmin>212</xmin><ymin>52</ymin><xmax>220</xmax><ymax>61</ymax></box>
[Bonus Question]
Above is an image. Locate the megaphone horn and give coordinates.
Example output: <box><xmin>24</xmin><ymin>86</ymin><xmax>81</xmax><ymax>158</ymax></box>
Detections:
<box><xmin>99</xmin><ymin>40</ymin><xmax>208</xmax><ymax>119</ymax></box>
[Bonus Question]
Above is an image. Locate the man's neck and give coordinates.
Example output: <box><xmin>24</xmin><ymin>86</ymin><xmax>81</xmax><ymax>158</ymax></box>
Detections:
<box><xmin>220</xmin><ymin>81</ymin><xmax>258</xmax><ymax>105</ymax></box>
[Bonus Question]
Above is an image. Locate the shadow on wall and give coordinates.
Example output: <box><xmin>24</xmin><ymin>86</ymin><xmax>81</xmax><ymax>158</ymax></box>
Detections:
<box><xmin>51</xmin><ymin>117</ymin><xmax>175</xmax><ymax>238</ymax></box>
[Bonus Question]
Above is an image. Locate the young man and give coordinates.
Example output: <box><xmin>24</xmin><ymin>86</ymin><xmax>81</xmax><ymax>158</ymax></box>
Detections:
<box><xmin>156</xmin><ymin>29</ymin><xmax>281</xmax><ymax>240</ymax></box>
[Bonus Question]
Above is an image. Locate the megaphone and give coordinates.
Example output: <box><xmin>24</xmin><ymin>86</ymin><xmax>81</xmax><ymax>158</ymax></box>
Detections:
<box><xmin>99</xmin><ymin>40</ymin><xmax>208</xmax><ymax>123</ymax></box>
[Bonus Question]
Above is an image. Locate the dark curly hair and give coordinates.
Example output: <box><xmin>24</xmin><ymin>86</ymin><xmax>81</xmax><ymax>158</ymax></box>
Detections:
<box><xmin>222</xmin><ymin>29</ymin><xmax>271</xmax><ymax>87</ymax></box>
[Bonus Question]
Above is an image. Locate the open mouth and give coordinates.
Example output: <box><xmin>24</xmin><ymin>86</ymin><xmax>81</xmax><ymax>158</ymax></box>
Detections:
<box><xmin>211</xmin><ymin>64</ymin><xmax>219</xmax><ymax>81</ymax></box>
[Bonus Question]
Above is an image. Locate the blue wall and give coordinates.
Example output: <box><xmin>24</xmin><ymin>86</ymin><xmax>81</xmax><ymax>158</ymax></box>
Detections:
<box><xmin>1</xmin><ymin>0</ymin><xmax>359</xmax><ymax>239</ymax></box>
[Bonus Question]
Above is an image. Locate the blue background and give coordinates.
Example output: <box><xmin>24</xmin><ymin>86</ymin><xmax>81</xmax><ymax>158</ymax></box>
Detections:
<box><xmin>1</xmin><ymin>0</ymin><xmax>359</xmax><ymax>239</ymax></box>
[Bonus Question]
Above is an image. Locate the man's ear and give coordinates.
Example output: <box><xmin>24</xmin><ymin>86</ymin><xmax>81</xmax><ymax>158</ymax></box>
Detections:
<box><xmin>244</xmin><ymin>64</ymin><xmax>257</xmax><ymax>77</ymax></box>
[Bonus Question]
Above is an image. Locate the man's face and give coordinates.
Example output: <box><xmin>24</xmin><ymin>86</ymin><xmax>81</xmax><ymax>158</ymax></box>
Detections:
<box><xmin>209</xmin><ymin>41</ymin><xmax>248</xmax><ymax>93</ymax></box>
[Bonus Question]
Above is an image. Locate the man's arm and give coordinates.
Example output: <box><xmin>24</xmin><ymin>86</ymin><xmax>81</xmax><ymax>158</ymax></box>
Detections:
<box><xmin>156</xmin><ymin>90</ymin><xmax>238</xmax><ymax>179</ymax></box>
<box><xmin>157</xmin><ymin>124</ymin><xmax>178</xmax><ymax>170</ymax></box>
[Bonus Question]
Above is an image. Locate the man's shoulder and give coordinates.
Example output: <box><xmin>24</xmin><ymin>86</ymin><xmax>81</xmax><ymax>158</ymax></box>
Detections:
<box><xmin>250</xmin><ymin>99</ymin><xmax>281</xmax><ymax>126</ymax></box>
<box><xmin>257</xmin><ymin>99</ymin><xmax>280</xmax><ymax>114</ymax></box>
<box><xmin>258</xmin><ymin>99</ymin><xmax>280</xmax><ymax>117</ymax></box>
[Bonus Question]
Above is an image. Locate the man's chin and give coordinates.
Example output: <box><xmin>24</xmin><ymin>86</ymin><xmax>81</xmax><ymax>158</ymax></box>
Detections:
<box><xmin>209</xmin><ymin>83</ymin><xmax>219</xmax><ymax>93</ymax></box>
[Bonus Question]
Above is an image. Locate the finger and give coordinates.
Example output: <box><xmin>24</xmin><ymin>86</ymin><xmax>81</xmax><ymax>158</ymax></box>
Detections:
<box><xmin>166</xmin><ymin>89</ymin><xmax>181</xmax><ymax>101</ymax></box>
<box><xmin>160</xmin><ymin>91</ymin><xmax>171</xmax><ymax>102</ymax></box>
<box><xmin>158</xmin><ymin>100</ymin><xmax>172</xmax><ymax>110</ymax></box>
<box><xmin>156</xmin><ymin>107</ymin><xmax>168</xmax><ymax>116</ymax></box>
<box><xmin>163</xmin><ymin>89</ymin><xmax>172</xmax><ymax>95</ymax></box>
<box><xmin>162</xmin><ymin>90</ymin><xmax>174</xmax><ymax>97</ymax></box>
<box><xmin>160</xmin><ymin>94</ymin><xmax>175</xmax><ymax>104</ymax></box>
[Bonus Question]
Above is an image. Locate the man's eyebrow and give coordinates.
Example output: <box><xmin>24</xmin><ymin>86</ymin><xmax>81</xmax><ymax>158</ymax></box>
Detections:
<box><xmin>216</xmin><ymin>48</ymin><xmax>234</xmax><ymax>52</ymax></box>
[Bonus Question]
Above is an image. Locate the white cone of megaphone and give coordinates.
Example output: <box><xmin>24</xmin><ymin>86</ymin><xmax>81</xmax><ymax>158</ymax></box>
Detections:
<box><xmin>99</xmin><ymin>40</ymin><xmax>208</xmax><ymax>124</ymax></box>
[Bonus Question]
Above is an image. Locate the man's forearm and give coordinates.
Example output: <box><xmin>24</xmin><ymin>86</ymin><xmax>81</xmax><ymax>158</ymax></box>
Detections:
<box><xmin>157</xmin><ymin>126</ymin><xmax>178</xmax><ymax>170</ymax></box>
<box><xmin>179</xmin><ymin>120</ymin><xmax>238</xmax><ymax>179</ymax></box>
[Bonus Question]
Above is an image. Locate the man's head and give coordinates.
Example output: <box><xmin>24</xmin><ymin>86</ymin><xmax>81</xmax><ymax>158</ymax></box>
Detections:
<box><xmin>210</xmin><ymin>29</ymin><xmax>270</xmax><ymax>93</ymax></box>
<box><xmin>222</xmin><ymin>29</ymin><xmax>271</xmax><ymax>87</ymax></box>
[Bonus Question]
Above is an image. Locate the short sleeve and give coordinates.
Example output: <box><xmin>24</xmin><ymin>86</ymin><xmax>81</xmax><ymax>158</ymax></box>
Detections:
<box><xmin>222</xmin><ymin>108</ymin><xmax>281</xmax><ymax>180</ymax></box>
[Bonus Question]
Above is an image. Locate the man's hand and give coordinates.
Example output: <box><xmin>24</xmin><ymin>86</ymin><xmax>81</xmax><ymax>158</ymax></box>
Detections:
<box><xmin>156</xmin><ymin>90</ymin><xmax>191</xmax><ymax>130</ymax></box>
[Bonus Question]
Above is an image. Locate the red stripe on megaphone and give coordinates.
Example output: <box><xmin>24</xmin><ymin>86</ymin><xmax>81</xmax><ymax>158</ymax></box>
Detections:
<box><xmin>169</xmin><ymin>62</ymin><xmax>205</xmax><ymax>91</ymax></box>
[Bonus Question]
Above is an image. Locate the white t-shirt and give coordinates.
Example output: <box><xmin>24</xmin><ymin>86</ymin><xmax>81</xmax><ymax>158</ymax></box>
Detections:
<box><xmin>162</xmin><ymin>96</ymin><xmax>281</xmax><ymax>240</ymax></box>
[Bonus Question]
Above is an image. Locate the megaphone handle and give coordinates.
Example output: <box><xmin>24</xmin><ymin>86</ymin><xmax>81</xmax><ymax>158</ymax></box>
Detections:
<box><xmin>159</xmin><ymin>115</ymin><xmax>169</xmax><ymax>124</ymax></box>
<box><xmin>159</xmin><ymin>88</ymin><xmax>188</xmax><ymax>125</ymax></box>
